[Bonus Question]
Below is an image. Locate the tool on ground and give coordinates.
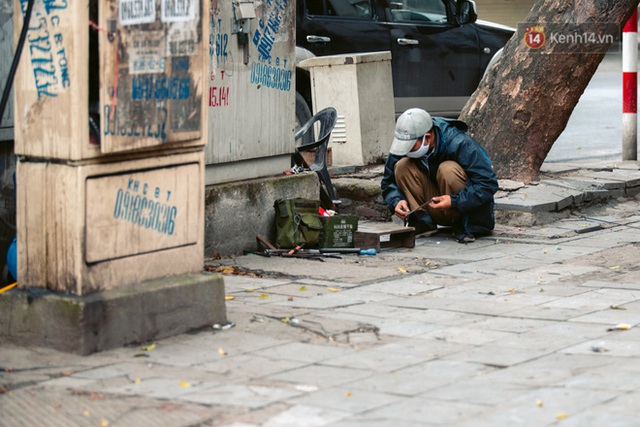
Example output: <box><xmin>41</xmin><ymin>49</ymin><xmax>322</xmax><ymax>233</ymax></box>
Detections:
<box><xmin>313</xmin><ymin>248</ymin><xmax>376</xmax><ymax>255</ymax></box>
<box><xmin>288</xmin><ymin>243</ymin><xmax>304</xmax><ymax>255</ymax></box>
<box><xmin>256</xmin><ymin>234</ymin><xmax>278</xmax><ymax>250</ymax></box>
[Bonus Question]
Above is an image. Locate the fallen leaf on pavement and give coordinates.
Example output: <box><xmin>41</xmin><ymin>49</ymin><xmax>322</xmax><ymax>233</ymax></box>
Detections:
<box><xmin>142</xmin><ymin>343</ymin><xmax>156</xmax><ymax>352</ymax></box>
<box><xmin>225</xmin><ymin>295</ymin><xmax>235</xmax><ymax>301</ymax></box>
<box><xmin>218</xmin><ymin>347</ymin><xmax>227</xmax><ymax>356</ymax></box>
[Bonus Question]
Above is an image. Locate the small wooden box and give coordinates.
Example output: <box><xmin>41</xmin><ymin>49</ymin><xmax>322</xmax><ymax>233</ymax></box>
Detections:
<box><xmin>17</xmin><ymin>150</ymin><xmax>204</xmax><ymax>296</ymax></box>
<box><xmin>354</xmin><ymin>222</ymin><xmax>415</xmax><ymax>252</ymax></box>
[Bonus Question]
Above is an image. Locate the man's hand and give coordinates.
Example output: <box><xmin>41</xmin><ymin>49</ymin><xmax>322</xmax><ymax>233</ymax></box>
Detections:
<box><xmin>394</xmin><ymin>200</ymin><xmax>410</xmax><ymax>220</ymax></box>
<box><xmin>429</xmin><ymin>195</ymin><xmax>452</xmax><ymax>210</ymax></box>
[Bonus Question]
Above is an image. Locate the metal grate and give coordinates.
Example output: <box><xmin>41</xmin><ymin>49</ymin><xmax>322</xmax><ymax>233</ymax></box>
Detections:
<box><xmin>331</xmin><ymin>114</ymin><xmax>347</xmax><ymax>144</ymax></box>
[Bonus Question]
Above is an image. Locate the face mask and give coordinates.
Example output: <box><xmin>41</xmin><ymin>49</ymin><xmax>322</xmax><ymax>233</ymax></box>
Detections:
<box><xmin>406</xmin><ymin>134</ymin><xmax>433</xmax><ymax>159</ymax></box>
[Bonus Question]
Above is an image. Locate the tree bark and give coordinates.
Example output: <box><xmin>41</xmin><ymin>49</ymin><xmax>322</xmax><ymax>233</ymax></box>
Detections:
<box><xmin>459</xmin><ymin>0</ymin><xmax>640</xmax><ymax>183</ymax></box>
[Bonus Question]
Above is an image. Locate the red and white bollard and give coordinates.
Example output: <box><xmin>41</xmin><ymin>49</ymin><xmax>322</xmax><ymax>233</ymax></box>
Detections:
<box><xmin>623</xmin><ymin>9</ymin><xmax>638</xmax><ymax>160</ymax></box>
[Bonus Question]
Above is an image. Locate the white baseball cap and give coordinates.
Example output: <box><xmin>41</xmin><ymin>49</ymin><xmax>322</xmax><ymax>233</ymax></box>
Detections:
<box><xmin>389</xmin><ymin>108</ymin><xmax>433</xmax><ymax>156</ymax></box>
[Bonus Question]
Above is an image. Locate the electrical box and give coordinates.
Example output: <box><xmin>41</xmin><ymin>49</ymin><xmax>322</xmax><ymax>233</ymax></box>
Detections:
<box><xmin>206</xmin><ymin>0</ymin><xmax>295</xmax><ymax>182</ymax></box>
<box><xmin>13</xmin><ymin>0</ymin><xmax>209</xmax><ymax>295</ymax></box>
<box><xmin>13</xmin><ymin>0</ymin><xmax>207</xmax><ymax>160</ymax></box>
<box><xmin>299</xmin><ymin>51</ymin><xmax>395</xmax><ymax>166</ymax></box>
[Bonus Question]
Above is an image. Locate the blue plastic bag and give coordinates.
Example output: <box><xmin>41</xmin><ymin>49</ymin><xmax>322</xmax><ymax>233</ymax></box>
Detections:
<box><xmin>6</xmin><ymin>236</ymin><xmax>17</xmax><ymax>281</ymax></box>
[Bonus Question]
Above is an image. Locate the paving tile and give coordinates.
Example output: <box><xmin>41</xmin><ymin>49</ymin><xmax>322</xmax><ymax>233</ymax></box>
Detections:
<box><xmin>553</xmin><ymin>390</ymin><xmax>640</xmax><ymax>426</ymax></box>
<box><xmin>70</xmin><ymin>362</ymin><xmax>145</xmax><ymax>380</ymax></box>
<box><xmin>422</xmin><ymin>377</ymin><xmax>535</xmax><ymax>406</ymax></box>
<box><xmin>262</xmin><ymin>283</ymin><xmax>342</xmax><ymax>299</ymax></box>
<box><xmin>261</xmin><ymin>404</ymin><xmax>350</xmax><ymax>427</ymax></box>
<box><xmin>330</xmin><ymin>417</ymin><xmax>418</xmax><ymax>427</ymax></box>
<box><xmin>359</xmin><ymin>277</ymin><xmax>444</xmax><ymax>296</ymax></box>
<box><xmin>288</xmin><ymin>387</ymin><xmax>403</xmax><ymax>414</ymax></box>
<box><xmin>490</xmin><ymin>321</ymin><xmax>609</xmax><ymax>352</ymax></box>
<box><xmin>103</xmin><ymin>377</ymin><xmax>221</xmax><ymax>399</ymax></box>
<box><xmin>444</xmin><ymin>344</ymin><xmax>550</xmax><ymax>367</ymax></box>
<box><xmin>555</xmin><ymin>362</ymin><xmax>640</xmax><ymax>392</ymax></box>
<box><xmin>476</xmin><ymin>352</ymin><xmax>614</xmax><ymax>388</ymax></box>
<box><xmin>520</xmin><ymin>283</ymin><xmax>593</xmax><ymax>298</ymax></box>
<box><xmin>418</xmin><ymin>325</ymin><xmax>515</xmax><ymax>346</ymax></box>
<box><xmin>561</xmin><ymin>338</ymin><xmax>640</xmax><ymax>357</ymax></box>
<box><xmin>513</xmin><ymin>263</ymin><xmax>603</xmax><ymax>284</ymax></box>
<box><xmin>199</xmin><ymin>354</ymin><xmax>307</xmax><ymax>380</ymax></box>
<box><xmin>362</xmin><ymin>303</ymin><xmax>487</xmax><ymax>326</ymax></box>
<box><xmin>222</xmin><ymin>274</ymin><xmax>292</xmax><ymax>291</ymax></box>
<box><xmin>553</xmin><ymin>411</ymin><xmax>640</xmax><ymax>427</ymax></box>
<box><xmin>346</xmin><ymin>359</ymin><xmax>494</xmax><ymax>396</ymax></box>
<box><xmin>569</xmin><ymin>306</ymin><xmax>640</xmax><ymax>325</ymax></box>
<box><xmin>455</xmin><ymin>387</ymin><xmax>619</xmax><ymax>427</ymax></box>
<box><xmin>370</xmin><ymin>317</ymin><xmax>446</xmax><ymax>337</ymax></box>
<box><xmin>578</xmin><ymin>279</ymin><xmax>640</xmax><ymax>291</ymax></box>
<box><xmin>469</xmin><ymin>316</ymin><xmax>556</xmax><ymax>334</ymax></box>
<box><xmin>362</xmin><ymin>395</ymin><xmax>489</xmax><ymax>425</ymax></box>
<box><xmin>500</xmin><ymin>305</ymin><xmax>594</xmax><ymax>321</ymax></box>
<box><xmin>433</xmin><ymin>299</ymin><xmax>531</xmax><ymax>316</ymax></box>
<box><xmin>540</xmin><ymin>288</ymin><xmax>640</xmax><ymax>310</ymax></box>
<box><xmin>264</xmin><ymin>364</ymin><xmax>372</xmax><ymax>388</ymax></box>
<box><xmin>277</xmin><ymin>292</ymin><xmax>368</xmax><ymax>309</ymax></box>
<box><xmin>319</xmin><ymin>341</ymin><xmax>448</xmax><ymax>372</ymax></box>
<box><xmin>148</xmin><ymin>331</ymin><xmax>291</xmax><ymax>367</ymax></box>
<box><xmin>252</xmin><ymin>341</ymin><xmax>356</xmax><ymax>364</ymax></box>
<box><xmin>295</xmin><ymin>278</ymin><xmax>361</xmax><ymax>289</ymax></box>
<box><xmin>179</xmin><ymin>383</ymin><xmax>302</xmax><ymax>408</ymax></box>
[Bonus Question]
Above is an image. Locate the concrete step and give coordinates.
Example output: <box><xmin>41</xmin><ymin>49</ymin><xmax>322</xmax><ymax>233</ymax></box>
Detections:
<box><xmin>330</xmin><ymin>160</ymin><xmax>640</xmax><ymax>227</ymax></box>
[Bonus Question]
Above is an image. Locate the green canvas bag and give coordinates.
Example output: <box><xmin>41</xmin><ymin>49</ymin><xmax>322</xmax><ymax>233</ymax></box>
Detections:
<box><xmin>274</xmin><ymin>198</ymin><xmax>322</xmax><ymax>249</ymax></box>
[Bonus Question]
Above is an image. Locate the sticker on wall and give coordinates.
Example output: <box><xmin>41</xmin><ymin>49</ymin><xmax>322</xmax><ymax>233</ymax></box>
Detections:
<box><xmin>162</xmin><ymin>0</ymin><xmax>196</xmax><ymax>22</ymax></box>
<box><xmin>119</xmin><ymin>0</ymin><xmax>156</xmax><ymax>26</ymax></box>
<box><xmin>166</xmin><ymin>27</ymin><xmax>199</xmax><ymax>56</ymax></box>
<box><xmin>129</xmin><ymin>31</ymin><xmax>166</xmax><ymax>74</ymax></box>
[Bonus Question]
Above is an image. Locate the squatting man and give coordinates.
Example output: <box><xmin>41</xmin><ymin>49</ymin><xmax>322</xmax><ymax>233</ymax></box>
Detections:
<box><xmin>380</xmin><ymin>108</ymin><xmax>498</xmax><ymax>243</ymax></box>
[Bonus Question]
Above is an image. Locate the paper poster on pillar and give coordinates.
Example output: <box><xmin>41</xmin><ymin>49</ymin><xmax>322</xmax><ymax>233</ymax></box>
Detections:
<box><xmin>100</xmin><ymin>0</ymin><xmax>205</xmax><ymax>154</ymax></box>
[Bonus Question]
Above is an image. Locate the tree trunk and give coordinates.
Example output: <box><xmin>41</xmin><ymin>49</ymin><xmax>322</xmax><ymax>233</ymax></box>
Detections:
<box><xmin>459</xmin><ymin>0</ymin><xmax>639</xmax><ymax>183</ymax></box>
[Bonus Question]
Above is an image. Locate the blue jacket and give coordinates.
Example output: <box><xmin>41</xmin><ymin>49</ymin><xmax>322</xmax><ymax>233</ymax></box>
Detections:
<box><xmin>381</xmin><ymin>117</ymin><xmax>498</xmax><ymax>234</ymax></box>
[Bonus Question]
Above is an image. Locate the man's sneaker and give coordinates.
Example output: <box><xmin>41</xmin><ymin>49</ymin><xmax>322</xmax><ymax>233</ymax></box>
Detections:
<box><xmin>453</xmin><ymin>228</ymin><xmax>475</xmax><ymax>243</ymax></box>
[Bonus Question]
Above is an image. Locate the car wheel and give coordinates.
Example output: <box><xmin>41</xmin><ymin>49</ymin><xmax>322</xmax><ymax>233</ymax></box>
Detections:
<box><xmin>483</xmin><ymin>47</ymin><xmax>504</xmax><ymax>79</ymax></box>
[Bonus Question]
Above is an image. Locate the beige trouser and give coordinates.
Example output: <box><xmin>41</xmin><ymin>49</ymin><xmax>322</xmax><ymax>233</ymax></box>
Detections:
<box><xmin>395</xmin><ymin>159</ymin><xmax>467</xmax><ymax>226</ymax></box>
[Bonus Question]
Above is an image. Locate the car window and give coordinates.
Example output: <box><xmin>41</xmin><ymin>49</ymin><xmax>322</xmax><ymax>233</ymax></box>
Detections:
<box><xmin>305</xmin><ymin>0</ymin><xmax>373</xmax><ymax>18</ymax></box>
<box><xmin>389</xmin><ymin>0</ymin><xmax>447</xmax><ymax>22</ymax></box>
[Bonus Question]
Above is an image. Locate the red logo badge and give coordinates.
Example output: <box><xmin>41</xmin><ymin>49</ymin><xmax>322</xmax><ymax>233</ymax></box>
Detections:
<box><xmin>524</xmin><ymin>26</ymin><xmax>546</xmax><ymax>49</ymax></box>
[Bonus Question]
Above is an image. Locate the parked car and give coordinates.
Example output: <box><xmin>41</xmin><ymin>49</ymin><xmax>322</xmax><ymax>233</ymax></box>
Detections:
<box><xmin>295</xmin><ymin>0</ymin><xmax>514</xmax><ymax>126</ymax></box>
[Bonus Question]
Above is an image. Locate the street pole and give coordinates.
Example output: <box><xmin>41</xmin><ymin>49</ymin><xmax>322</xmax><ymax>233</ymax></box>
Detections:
<box><xmin>622</xmin><ymin>9</ymin><xmax>638</xmax><ymax>160</ymax></box>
